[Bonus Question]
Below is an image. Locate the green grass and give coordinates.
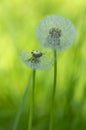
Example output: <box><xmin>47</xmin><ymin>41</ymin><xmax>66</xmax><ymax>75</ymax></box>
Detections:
<box><xmin>0</xmin><ymin>0</ymin><xmax>86</xmax><ymax>130</ymax></box>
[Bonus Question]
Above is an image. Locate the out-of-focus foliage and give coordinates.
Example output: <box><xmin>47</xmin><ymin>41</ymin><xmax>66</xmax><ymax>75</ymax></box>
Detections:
<box><xmin>0</xmin><ymin>0</ymin><xmax>86</xmax><ymax>130</ymax></box>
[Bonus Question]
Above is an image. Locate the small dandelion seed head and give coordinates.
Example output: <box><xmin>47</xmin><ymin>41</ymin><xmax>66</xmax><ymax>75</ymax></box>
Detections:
<box><xmin>19</xmin><ymin>50</ymin><xmax>53</xmax><ymax>70</ymax></box>
<box><xmin>36</xmin><ymin>15</ymin><xmax>75</xmax><ymax>51</ymax></box>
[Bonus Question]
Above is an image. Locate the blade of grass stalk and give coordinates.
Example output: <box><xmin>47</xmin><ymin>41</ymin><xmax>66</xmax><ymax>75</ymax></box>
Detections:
<box><xmin>12</xmin><ymin>73</ymin><xmax>32</xmax><ymax>130</ymax></box>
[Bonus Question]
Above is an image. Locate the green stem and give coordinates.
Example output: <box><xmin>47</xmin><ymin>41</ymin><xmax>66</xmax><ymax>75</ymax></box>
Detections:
<box><xmin>28</xmin><ymin>70</ymin><xmax>36</xmax><ymax>130</ymax></box>
<box><xmin>49</xmin><ymin>50</ymin><xmax>57</xmax><ymax>130</ymax></box>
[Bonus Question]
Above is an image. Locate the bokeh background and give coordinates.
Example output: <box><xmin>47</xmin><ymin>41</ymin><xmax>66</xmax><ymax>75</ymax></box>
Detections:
<box><xmin>0</xmin><ymin>0</ymin><xmax>86</xmax><ymax>130</ymax></box>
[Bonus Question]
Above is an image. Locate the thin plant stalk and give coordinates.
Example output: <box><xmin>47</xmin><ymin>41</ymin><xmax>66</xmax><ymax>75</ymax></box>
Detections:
<box><xmin>28</xmin><ymin>70</ymin><xmax>36</xmax><ymax>130</ymax></box>
<box><xmin>49</xmin><ymin>50</ymin><xmax>57</xmax><ymax>130</ymax></box>
<box><xmin>13</xmin><ymin>74</ymin><xmax>32</xmax><ymax>130</ymax></box>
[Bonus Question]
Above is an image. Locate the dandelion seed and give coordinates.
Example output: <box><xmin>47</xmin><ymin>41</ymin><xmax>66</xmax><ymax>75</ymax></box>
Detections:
<box><xmin>19</xmin><ymin>50</ymin><xmax>53</xmax><ymax>70</ymax></box>
<box><xmin>36</xmin><ymin>15</ymin><xmax>75</xmax><ymax>50</ymax></box>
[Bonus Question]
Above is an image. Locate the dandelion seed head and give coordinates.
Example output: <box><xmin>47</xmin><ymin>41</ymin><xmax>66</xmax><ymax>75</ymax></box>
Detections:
<box><xmin>36</xmin><ymin>15</ymin><xmax>75</xmax><ymax>50</ymax></box>
<box><xmin>19</xmin><ymin>50</ymin><xmax>53</xmax><ymax>70</ymax></box>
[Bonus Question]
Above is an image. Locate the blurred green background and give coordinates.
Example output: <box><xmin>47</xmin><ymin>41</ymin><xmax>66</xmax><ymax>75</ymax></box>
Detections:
<box><xmin>0</xmin><ymin>0</ymin><xmax>86</xmax><ymax>130</ymax></box>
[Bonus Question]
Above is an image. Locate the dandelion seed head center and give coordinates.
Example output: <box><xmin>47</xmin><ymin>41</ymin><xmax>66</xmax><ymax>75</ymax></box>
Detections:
<box><xmin>49</xmin><ymin>28</ymin><xmax>62</xmax><ymax>39</ymax></box>
<box><xmin>30</xmin><ymin>57</ymin><xmax>40</xmax><ymax>64</ymax></box>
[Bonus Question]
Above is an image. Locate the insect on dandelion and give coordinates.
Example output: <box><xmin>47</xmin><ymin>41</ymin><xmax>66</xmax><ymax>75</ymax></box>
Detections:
<box><xmin>36</xmin><ymin>15</ymin><xmax>75</xmax><ymax>130</ymax></box>
<box><xmin>19</xmin><ymin>50</ymin><xmax>53</xmax><ymax>130</ymax></box>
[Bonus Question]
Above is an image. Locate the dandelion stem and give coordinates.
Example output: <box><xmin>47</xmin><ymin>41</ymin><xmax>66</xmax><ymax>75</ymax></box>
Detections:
<box><xmin>49</xmin><ymin>50</ymin><xmax>57</xmax><ymax>130</ymax></box>
<box><xmin>28</xmin><ymin>70</ymin><xmax>36</xmax><ymax>130</ymax></box>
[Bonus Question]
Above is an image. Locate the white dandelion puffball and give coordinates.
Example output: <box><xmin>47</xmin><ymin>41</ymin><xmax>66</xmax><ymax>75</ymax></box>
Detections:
<box><xmin>36</xmin><ymin>15</ymin><xmax>75</xmax><ymax>51</ymax></box>
<box><xmin>19</xmin><ymin>50</ymin><xmax>53</xmax><ymax>70</ymax></box>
